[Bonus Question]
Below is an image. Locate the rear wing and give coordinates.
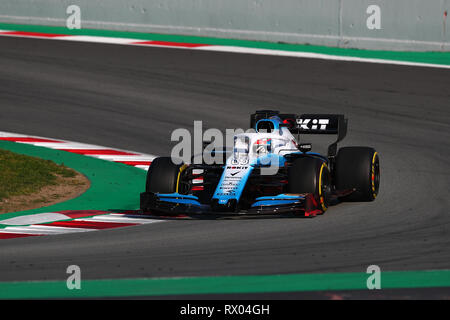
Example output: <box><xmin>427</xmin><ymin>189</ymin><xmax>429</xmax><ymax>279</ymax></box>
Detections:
<box><xmin>286</xmin><ymin>114</ymin><xmax>348</xmax><ymax>157</ymax></box>
<box><xmin>250</xmin><ymin>110</ymin><xmax>347</xmax><ymax>157</ymax></box>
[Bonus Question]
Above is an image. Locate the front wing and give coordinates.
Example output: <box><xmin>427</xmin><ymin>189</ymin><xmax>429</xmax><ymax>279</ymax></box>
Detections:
<box><xmin>140</xmin><ymin>192</ymin><xmax>324</xmax><ymax>217</ymax></box>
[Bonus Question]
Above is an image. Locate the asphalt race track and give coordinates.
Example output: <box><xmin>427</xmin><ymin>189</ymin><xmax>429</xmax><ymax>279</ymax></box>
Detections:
<box><xmin>0</xmin><ymin>36</ymin><xmax>449</xmax><ymax>284</ymax></box>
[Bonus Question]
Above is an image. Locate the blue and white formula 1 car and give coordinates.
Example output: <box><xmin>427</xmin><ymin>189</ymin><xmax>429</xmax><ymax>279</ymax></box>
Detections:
<box><xmin>140</xmin><ymin>110</ymin><xmax>380</xmax><ymax>217</ymax></box>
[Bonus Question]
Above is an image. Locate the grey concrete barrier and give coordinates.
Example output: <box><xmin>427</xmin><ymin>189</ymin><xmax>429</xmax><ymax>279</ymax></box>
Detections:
<box><xmin>0</xmin><ymin>0</ymin><xmax>449</xmax><ymax>51</ymax></box>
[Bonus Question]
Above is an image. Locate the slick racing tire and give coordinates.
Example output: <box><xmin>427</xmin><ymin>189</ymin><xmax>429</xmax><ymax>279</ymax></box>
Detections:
<box><xmin>288</xmin><ymin>157</ymin><xmax>331</xmax><ymax>212</ymax></box>
<box><xmin>145</xmin><ymin>157</ymin><xmax>183</xmax><ymax>194</ymax></box>
<box><xmin>335</xmin><ymin>147</ymin><xmax>380</xmax><ymax>202</ymax></box>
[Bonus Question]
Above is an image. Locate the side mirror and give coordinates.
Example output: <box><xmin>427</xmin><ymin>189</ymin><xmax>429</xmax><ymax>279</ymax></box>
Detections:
<box><xmin>299</xmin><ymin>143</ymin><xmax>312</xmax><ymax>153</ymax></box>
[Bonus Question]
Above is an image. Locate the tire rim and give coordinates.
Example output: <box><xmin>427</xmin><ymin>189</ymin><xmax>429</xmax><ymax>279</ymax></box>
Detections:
<box><xmin>372</xmin><ymin>153</ymin><xmax>380</xmax><ymax>198</ymax></box>
<box><xmin>319</xmin><ymin>163</ymin><xmax>331</xmax><ymax>211</ymax></box>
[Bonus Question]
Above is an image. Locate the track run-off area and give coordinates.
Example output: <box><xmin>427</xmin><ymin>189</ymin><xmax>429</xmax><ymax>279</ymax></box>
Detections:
<box><xmin>0</xmin><ymin>25</ymin><xmax>449</xmax><ymax>298</ymax></box>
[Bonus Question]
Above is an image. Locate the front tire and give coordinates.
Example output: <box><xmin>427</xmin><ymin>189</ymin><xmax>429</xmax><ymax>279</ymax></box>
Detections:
<box><xmin>335</xmin><ymin>147</ymin><xmax>380</xmax><ymax>201</ymax></box>
<box><xmin>145</xmin><ymin>157</ymin><xmax>183</xmax><ymax>194</ymax></box>
<box><xmin>288</xmin><ymin>157</ymin><xmax>331</xmax><ymax>212</ymax></box>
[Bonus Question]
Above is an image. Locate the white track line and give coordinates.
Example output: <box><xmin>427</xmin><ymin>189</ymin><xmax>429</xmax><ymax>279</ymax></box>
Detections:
<box><xmin>0</xmin><ymin>213</ymin><xmax>70</xmax><ymax>226</ymax></box>
<box><xmin>1</xmin><ymin>225</ymin><xmax>92</xmax><ymax>234</ymax></box>
<box><xmin>58</xmin><ymin>35</ymin><xmax>147</xmax><ymax>44</ymax></box>
<box><xmin>93</xmin><ymin>155</ymin><xmax>155</xmax><ymax>161</ymax></box>
<box><xmin>196</xmin><ymin>45</ymin><xmax>450</xmax><ymax>69</ymax></box>
<box><xmin>80</xmin><ymin>214</ymin><xmax>162</xmax><ymax>224</ymax></box>
<box><xmin>29</xmin><ymin>142</ymin><xmax>108</xmax><ymax>149</ymax></box>
<box><xmin>0</xmin><ymin>132</ymin><xmax>28</xmax><ymax>137</ymax></box>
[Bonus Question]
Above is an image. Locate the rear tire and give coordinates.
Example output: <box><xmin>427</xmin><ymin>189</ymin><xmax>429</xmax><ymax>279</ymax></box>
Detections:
<box><xmin>145</xmin><ymin>157</ymin><xmax>183</xmax><ymax>193</ymax></box>
<box><xmin>335</xmin><ymin>147</ymin><xmax>380</xmax><ymax>201</ymax></box>
<box><xmin>288</xmin><ymin>157</ymin><xmax>331</xmax><ymax>212</ymax></box>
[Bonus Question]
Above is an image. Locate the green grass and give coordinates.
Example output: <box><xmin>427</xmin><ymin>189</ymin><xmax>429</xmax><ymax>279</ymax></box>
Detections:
<box><xmin>0</xmin><ymin>148</ymin><xmax>76</xmax><ymax>201</ymax></box>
